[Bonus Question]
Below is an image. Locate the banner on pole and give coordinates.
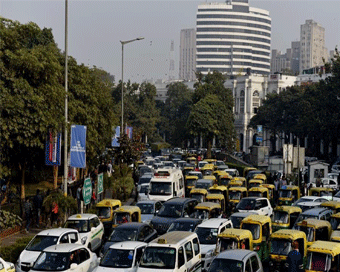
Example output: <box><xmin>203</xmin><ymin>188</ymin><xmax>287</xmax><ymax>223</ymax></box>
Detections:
<box><xmin>112</xmin><ymin>126</ymin><xmax>120</xmax><ymax>147</ymax></box>
<box><xmin>97</xmin><ymin>173</ymin><xmax>104</xmax><ymax>194</ymax></box>
<box><xmin>70</xmin><ymin>125</ymin><xmax>87</xmax><ymax>168</ymax></box>
<box><xmin>45</xmin><ymin>131</ymin><xmax>61</xmax><ymax>166</ymax></box>
<box><xmin>126</xmin><ymin>126</ymin><xmax>133</xmax><ymax>139</ymax></box>
<box><xmin>83</xmin><ymin>177</ymin><xmax>92</xmax><ymax>205</ymax></box>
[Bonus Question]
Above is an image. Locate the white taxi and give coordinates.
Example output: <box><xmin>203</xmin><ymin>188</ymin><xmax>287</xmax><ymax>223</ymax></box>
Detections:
<box><xmin>16</xmin><ymin>228</ymin><xmax>81</xmax><ymax>272</ymax></box>
<box><xmin>0</xmin><ymin>257</ymin><xmax>15</xmax><ymax>272</ymax></box>
<box><xmin>29</xmin><ymin>244</ymin><xmax>98</xmax><ymax>272</ymax></box>
<box><xmin>64</xmin><ymin>214</ymin><xmax>104</xmax><ymax>252</ymax></box>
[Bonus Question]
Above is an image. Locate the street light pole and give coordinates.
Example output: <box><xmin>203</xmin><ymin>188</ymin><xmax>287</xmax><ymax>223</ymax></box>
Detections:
<box><xmin>63</xmin><ymin>0</ymin><xmax>68</xmax><ymax>196</ymax></box>
<box><xmin>120</xmin><ymin>37</ymin><xmax>144</xmax><ymax>135</ymax></box>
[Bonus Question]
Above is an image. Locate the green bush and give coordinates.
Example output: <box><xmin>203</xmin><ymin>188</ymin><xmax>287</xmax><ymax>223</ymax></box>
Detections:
<box><xmin>0</xmin><ymin>236</ymin><xmax>33</xmax><ymax>263</ymax></box>
<box><xmin>0</xmin><ymin>210</ymin><xmax>23</xmax><ymax>230</ymax></box>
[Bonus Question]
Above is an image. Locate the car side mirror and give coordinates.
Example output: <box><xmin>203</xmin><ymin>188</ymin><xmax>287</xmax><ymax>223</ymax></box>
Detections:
<box><xmin>70</xmin><ymin>263</ymin><xmax>78</xmax><ymax>270</ymax></box>
<box><xmin>97</xmin><ymin>257</ymin><xmax>101</xmax><ymax>264</ymax></box>
<box><xmin>91</xmin><ymin>227</ymin><xmax>96</xmax><ymax>233</ymax></box>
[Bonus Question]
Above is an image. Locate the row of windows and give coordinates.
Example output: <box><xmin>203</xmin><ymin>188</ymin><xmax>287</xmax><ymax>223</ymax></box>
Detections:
<box><xmin>196</xmin><ymin>27</ymin><xmax>271</xmax><ymax>37</ymax></box>
<box><xmin>196</xmin><ymin>34</ymin><xmax>271</xmax><ymax>44</ymax></box>
<box><xmin>196</xmin><ymin>41</ymin><xmax>270</xmax><ymax>50</ymax></box>
<box><xmin>196</xmin><ymin>14</ymin><xmax>271</xmax><ymax>24</ymax></box>
<box><xmin>196</xmin><ymin>61</ymin><xmax>270</xmax><ymax>69</ymax></box>
<box><xmin>196</xmin><ymin>47</ymin><xmax>270</xmax><ymax>56</ymax></box>
<box><xmin>196</xmin><ymin>67</ymin><xmax>270</xmax><ymax>75</ymax></box>
<box><xmin>197</xmin><ymin>20</ymin><xmax>271</xmax><ymax>31</ymax></box>
<box><xmin>197</xmin><ymin>54</ymin><xmax>269</xmax><ymax>62</ymax></box>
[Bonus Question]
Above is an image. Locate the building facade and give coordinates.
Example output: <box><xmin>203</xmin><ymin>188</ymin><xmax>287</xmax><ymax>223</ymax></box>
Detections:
<box><xmin>179</xmin><ymin>28</ymin><xmax>196</xmax><ymax>81</ymax></box>
<box><xmin>195</xmin><ymin>0</ymin><xmax>271</xmax><ymax>76</ymax></box>
<box><xmin>270</xmin><ymin>49</ymin><xmax>291</xmax><ymax>74</ymax></box>
<box><xmin>299</xmin><ymin>20</ymin><xmax>328</xmax><ymax>73</ymax></box>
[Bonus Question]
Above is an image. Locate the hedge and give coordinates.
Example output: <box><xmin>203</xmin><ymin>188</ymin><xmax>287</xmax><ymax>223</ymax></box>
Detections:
<box><xmin>225</xmin><ymin>162</ymin><xmax>248</xmax><ymax>177</ymax></box>
<box><xmin>0</xmin><ymin>236</ymin><xmax>33</xmax><ymax>263</ymax></box>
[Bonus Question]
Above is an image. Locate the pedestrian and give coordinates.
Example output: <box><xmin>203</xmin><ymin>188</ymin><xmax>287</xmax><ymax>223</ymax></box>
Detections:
<box><xmin>51</xmin><ymin>201</ymin><xmax>59</xmax><ymax>227</ymax></box>
<box><xmin>274</xmin><ymin>178</ymin><xmax>279</xmax><ymax>201</ymax></box>
<box><xmin>24</xmin><ymin>197</ymin><xmax>33</xmax><ymax>233</ymax></box>
<box><xmin>91</xmin><ymin>189</ymin><xmax>96</xmax><ymax>207</ymax></box>
<box><xmin>286</xmin><ymin>241</ymin><xmax>303</xmax><ymax>272</ymax></box>
<box><xmin>76</xmin><ymin>184</ymin><xmax>83</xmax><ymax>213</ymax></box>
<box><xmin>33</xmin><ymin>189</ymin><xmax>43</xmax><ymax>228</ymax></box>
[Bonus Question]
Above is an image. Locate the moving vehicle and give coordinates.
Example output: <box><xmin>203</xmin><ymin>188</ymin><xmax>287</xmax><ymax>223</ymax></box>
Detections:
<box><xmin>293</xmin><ymin>196</ymin><xmax>328</xmax><ymax>209</ymax></box>
<box><xmin>185</xmin><ymin>175</ymin><xmax>198</xmax><ymax>197</ymax></box>
<box><xmin>195</xmin><ymin>179</ymin><xmax>215</xmax><ymax>190</ymax></box>
<box><xmin>224</xmin><ymin>169</ymin><xmax>240</xmax><ymax>178</ymax></box>
<box><xmin>96</xmin><ymin>199</ymin><xmax>122</xmax><ymax>239</ymax></box>
<box><xmin>294</xmin><ymin>219</ymin><xmax>332</xmax><ymax>247</ymax></box>
<box><xmin>278</xmin><ymin>185</ymin><xmax>300</xmax><ymax>206</ymax></box>
<box><xmin>236</xmin><ymin>197</ymin><xmax>273</xmax><ymax>217</ymax></box>
<box><xmin>137</xmin><ymin>231</ymin><xmax>202</xmax><ymax>272</ymax></box>
<box><xmin>248</xmin><ymin>187</ymin><xmax>269</xmax><ymax>199</ymax></box>
<box><xmin>331</xmin><ymin>230</ymin><xmax>340</xmax><ymax>242</ymax></box>
<box><xmin>208</xmin><ymin>184</ymin><xmax>228</xmax><ymax>203</ymax></box>
<box><xmin>112</xmin><ymin>206</ymin><xmax>141</xmax><ymax>227</ymax></box>
<box><xmin>272</xmin><ymin>205</ymin><xmax>302</xmax><ymax>231</ymax></box>
<box><xmin>248</xmin><ymin>179</ymin><xmax>263</xmax><ymax>189</ymax></box>
<box><xmin>201</xmin><ymin>164</ymin><xmax>215</xmax><ymax>176</ymax></box>
<box><xmin>190</xmin><ymin>188</ymin><xmax>208</xmax><ymax>203</ymax></box>
<box><xmin>241</xmin><ymin>214</ymin><xmax>272</xmax><ymax>262</ymax></box>
<box><xmin>269</xmin><ymin>229</ymin><xmax>307</xmax><ymax>272</ymax></box>
<box><xmin>167</xmin><ymin>218</ymin><xmax>203</xmax><ymax>233</ymax></box>
<box><xmin>243</xmin><ymin>167</ymin><xmax>257</xmax><ymax>178</ymax></box>
<box><xmin>219</xmin><ymin>174</ymin><xmax>232</xmax><ymax>187</ymax></box>
<box><xmin>228</xmin><ymin>180</ymin><xmax>244</xmax><ymax>188</ymax></box>
<box><xmin>206</xmin><ymin>194</ymin><xmax>226</xmax><ymax>213</ymax></box>
<box><xmin>192</xmin><ymin>202</ymin><xmax>222</xmax><ymax>221</ymax></box>
<box><xmin>137</xmin><ymin>183</ymin><xmax>150</xmax><ymax>202</ymax></box>
<box><xmin>136</xmin><ymin>200</ymin><xmax>162</xmax><ymax>223</ymax></box>
<box><xmin>215</xmin><ymin>228</ymin><xmax>253</xmax><ymax>254</ymax></box>
<box><xmin>233</xmin><ymin>177</ymin><xmax>247</xmax><ymax>188</ymax></box>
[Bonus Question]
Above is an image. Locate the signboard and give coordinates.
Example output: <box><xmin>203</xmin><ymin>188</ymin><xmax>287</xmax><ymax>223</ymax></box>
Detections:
<box><xmin>83</xmin><ymin>177</ymin><xmax>92</xmax><ymax>205</ymax></box>
<box><xmin>293</xmin><ymin>147</ymin><xmax>305</xmax><ymax>169</ymax></box>
<box><xmin>45</xmin><ymin>132</ymin><xmax>61</xmax><ymax>166</ymax></box>
<box><xmin>256</xmin><ymin>136</ymin><xmax>263</xmax><ymax>143</ymax></box>
<box><xmin>112</xmin><ymin>126</ymin><xmax>120</xmax><ymax>147</ymax></box>
<box><xmin>257</xmin><ymin>125</ymin><xmax>263</xmax><ymax>134</ymax></box>
<box><xmin>97</xmin><ymin>173</ymin><xmax>104</xmax><ymax>194</ymax></box>
<box><xmin>70</xmin><ymin>125</ymin><xmax>87</xmax><ymax>168</ymax></box>
<box><xmin>283</xmin><ymin>144</ymin><xmax>293</xmax><ymax>162</ymax></box>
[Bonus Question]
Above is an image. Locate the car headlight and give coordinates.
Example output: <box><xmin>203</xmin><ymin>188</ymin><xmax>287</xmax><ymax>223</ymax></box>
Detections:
<box><xmin>205</xmin><ymin>249</ymin><xmax>214</xmax><ymax>258</ymax></box>
<box><xmin>81</xmin><ymin>236</ymin><xmax>87</xmax><ymax>245</ymax></box>
<box><xmin>269</xmin><ymin>261</ymin><xmax>274</xmax><ymax>267</ymax></box>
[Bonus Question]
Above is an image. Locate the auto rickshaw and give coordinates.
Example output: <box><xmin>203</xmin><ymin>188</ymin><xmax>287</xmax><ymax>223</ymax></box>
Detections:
<box><xmin>208</xmin><ymin>184</ymin><xmax>228</xmax><ymax>203</ymax></box>
<box><xmin>215</xmin><ymin>229</ymin><xmax>253</xmax><ymax>254</ymax></box>
<box><xmin>320</xmin><ymin>201</ymin><xmax>340</xmax><ymax>214</ymax></box>
<box><xmin>183</xmin><ymin>164</ymin><xmax>195</xmax><ymax>177</ymax></box>
<box><xmin>227</xmin><ymin>187</ymin><xmax>248</xmax><ymax>215</ymax></box>
<box><xmin>213</xmin><ymin>170</ymin><xmax>228</xmax><ymax>180</ymax></box>
<box><xmin>136</xmin><ymin>160</ymin><xmax>144</xmax><ymax>166</ymax></box>
<box><xmin>206</xmin><ymin>194</ymin><xmax>226</xmax><ymax>213</ymax></box>
<box><xmin>309</xmin><ymin>187</ymin><xmax>334</xmax><ymax>201</ymax></box>
<box><xmin>219</xmin><ymin>174</ymin><xmax>232</xmax><ymax>187</ymax></box>
<box><xmin>253</xmin><ymin>173</ymin><xmax>267</xmax><ymax>183</ymax></box>
<box><xmin>241</xmin><ymin>214</ymin><xmax>272</xmax><ymax>262</ymax></box>
<box><xmin>112</xmin><ymin>206</ymin><xmax>141</xmax><ymax>228</ymax></box>
<box><xmin>186</xmin><ymin>156</ymin><xmax>197</xmax><ymax>166</ymax></box>
<box><xmin>248</xmin><ymin>187</ymin><xmax>269</xmax><ymax>199</ymax></box>
<box><xmin>185</xmin><ymin>175</ymin><xmax>198</xmax><ymax>197</ymax></box>
<box><xmin>269</xmin><ymin>229</ymin><xmax>307</xmax><ymax>272</ymax></box>
<box><xmin>243</xmin><ymin>167</ymin><xmax>257</xmax><ymax>178</ymax></box>
<box><xmin>96</xmin><ymin>199</ymin><xmax>122</xmax><ymax>238</ymax></box>
<box><xmin>233</xmin><ymin>177</ymin><xmax>247</xmax><ymax>188</ymax></box>
<box><xmin>331</xmin><ymin>213</ymin><xmax>340</xmax><ymax>230</ymax></box>
<box><xmin>248</xmin><ymin>179</ymin><xmax>263</xmax><ymax>189</ymax></box>
<box><xmin>305</xmin><ymin>241</ymin><xmax>340</xmax><ymax>272</ymax></box>
<box><xmin>204</xmin><ymin>159</ymin><xmax>217</xmax><ymax>165</ymax></box>
<box><xmin>331</xmin><ymin>230</ymin><xmax>340</xmax><ymax>242</ymax></box>
<box><xmin>203</xmin><ymin>175</ymin><xmax>217</xmax><ymax>184</ymax></box>
<box><xmin>272</xmin><ymin>206</ymin><xmax>302</xmax><ymax>231</ymax></box>
<box><xmin>192</xmin><ymin>202</ymin><xmax>222</xmax><ymax>221</ymax></box>
<box><xmin>278</xmin><ymin>185</ymin><xmax>300</xmax><ymax>206</ymax></box>
<box><xmin>190</xmin><ymin>188</ymin><xmax>208</xmax><ymax>203</ymax></box>
<box><xmin>201</xmin><ymin>164</ymin><xmax>215</xmax><ymax>176</ymax></box>
<box><xmin>294</xmin><ymin>219</ymin><xmax>332</xmax><ymax>247</ymax></box>
<box><xmin>228</xmin><ymin>180</ymin><xmax>243</xmax><ymax>188</ymax></box>
<box><xmin>262</xmin><ymin>184</ymin><xmax>275</xmax><ymax>202</ymax></box>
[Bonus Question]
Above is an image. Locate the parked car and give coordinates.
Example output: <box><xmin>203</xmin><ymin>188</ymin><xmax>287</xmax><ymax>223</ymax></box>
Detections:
<box><xmin>235</xmin><ymin>197</ymin><xmax>273</xmax><ymax>217</ymax></box>
<box><xmin>29</xmin><ymin>244</ymin><xmax>98</xmax><ymax>272</ymax></box>
<box><xmin>136</xmin><ymin>200</ymin><xmax>162</xmax><ymax>223</ymax></box>
<box><xmin>167</xmin><ymin>218</ymin><xmax>203</xmax><ymax>232</ymax></box>
<box><xmin>16</xmin><ymin>228</ymin><xmax>81</xmax><ymax>272</ymax></box>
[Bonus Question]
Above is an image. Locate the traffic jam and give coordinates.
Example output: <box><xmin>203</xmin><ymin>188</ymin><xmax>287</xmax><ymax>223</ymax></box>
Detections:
<box><xmin>5</xmin><ymin>150</ymin><xmax>340</xmax><ymax>272</ymax></box>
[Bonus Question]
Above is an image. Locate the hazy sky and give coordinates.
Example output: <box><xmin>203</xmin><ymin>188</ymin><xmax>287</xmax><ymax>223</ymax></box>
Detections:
<box><xmin>1</xmin><ymin>0</ymin><xmax>339</xmax><ymax>83</ymax></box>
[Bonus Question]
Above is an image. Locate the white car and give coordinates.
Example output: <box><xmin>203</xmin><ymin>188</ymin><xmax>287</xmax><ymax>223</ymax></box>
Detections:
<box><xmin>236</xmin><ymin>197</ymin><xmax>273</xmax><ymax>217</ymax></box>
<box><xmin>195</xmin><ymin>218</ymin><xmax>233</xmax><ymax>271</ymax></box>
<box><xmin>16</xmin><ymin>228</ymin><xmax>81</xmax><ymax>272</ymax></box>
<box><xmin>64</xmin><ymin>214</ymin><xmax>104</xmax><ymax>252</ymax></box>
<box><xmin>30</xmin><ymin>244</ymin><xmax>98</xmax><ymax>272</ymax></box>
<box><xmin>94</xmin><ymin>241</ymin><xmax>147</xmax><ymax>272</ymax></box>
<box><xmin>0</xmin><ymin>257</ymin><xmax>15</xmax><ymax>272</ymax></box>
<box><xmin>292</xmin><ymin>196</ymin><xmax>329</xmax><ymax>211</ymax></box>
<box><xmin>137</xmin><ymin>183</ymin><xmax>150</xmax><ymax>202</ymax></box>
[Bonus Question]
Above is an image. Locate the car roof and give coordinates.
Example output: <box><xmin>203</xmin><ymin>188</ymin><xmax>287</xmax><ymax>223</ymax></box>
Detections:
<box><xmin>231</xmin><ymin>212</ymin><xmax>257</xmax><ymax>218</ymax></box>
<box><xmin>67</xmin><ymin>213</ymin><xmax>97</xmax><ymax>220</ymax></box>
<box><xmin>37</xmin><ymin>228</ymin><xmax>78</xmax><ymax>236</ymax></box>
<box><xmin>196</xmin><ymin>179</ymin><xmax>213</xmax><ymax>183</ymax></box>
<box><xmin>301</xmin><ymin>207</ymin><xmax>330</xmax><ymax>215</ymax></box>
<box><xmin>197</xmin><ymin>218</ymin><xmax>230</xmax><ymax>228</ymax></box>
<box><xmin>300</xmin><ymin>196</ymin><xmax>324</xmax><ymax>201</ymax></box>
<box><xmin>115</xmin><ymin>222</ymin><xmax>148</xmax><ymax>229</ymax></box>
<box><xmin>150</xmin><ymin>231</ymin><xmax>197</xmax><ymax>246</ymax></box>
<box><xmin>109</xmin><ymin>241</ymin><xmax>147</xmax><ymax>250</ymax></box>
<box><xmin>44</xmin><ymin>243</ymin><xmax>86</xmax><ymax>253</ymax></box>
<box><xmin>137</xmin><ymin>200</ymin><xmax>158</xmax><ymax>205</ymax></box>
<box><xmin>165</xmin><ymin>198</ymin><xmax>194</xmax><ymax>204</ymax></box>
<box><xmin>216</xmin><ymin>249</ymin><xmax>254</xmax><ymax>261</ymax></box>
<box><xmin>173</xmin><ymin>218</ymin><xmax>202</xmax><ymax>224</ymax></box>
<box><xmin>242</xmin><ymin>197</ymin><xmax>266</xmax><ymax>201</ymax></box>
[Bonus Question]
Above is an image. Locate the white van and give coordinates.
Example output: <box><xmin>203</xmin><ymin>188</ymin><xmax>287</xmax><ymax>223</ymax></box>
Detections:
<box><xmin>148</xmin><ymin>168</ymin><xmax>184</xmax><ymax>202</ymax></box>
<box><xmin>137</xmin><ymin>231</ymin><xmax>202</xmax><ymax>272</ymax></box>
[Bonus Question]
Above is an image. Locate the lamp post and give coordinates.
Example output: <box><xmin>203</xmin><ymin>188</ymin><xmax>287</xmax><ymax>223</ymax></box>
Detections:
<box><xmin>120</xmin><ymin>37</ymin><xmax>144</xmax><ymax>135</ymax></box>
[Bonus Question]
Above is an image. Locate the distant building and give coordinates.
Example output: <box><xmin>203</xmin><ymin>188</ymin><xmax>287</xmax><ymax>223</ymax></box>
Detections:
<box><xmin>299</xmin><ymin>19</ymin><xmax>328</xmax><ymax>73</ymax></box>
<box><xmin>196</xmin><ymin>0</ymin><xmax>271</xmax><ymax>76</ymax></box>
<box><xmin>153</xmin><ymin>79</ymin><xmax>195</xmax><ymax>102</ymax></box>
<box><xmin>179</xmin><ymin>28</ymin><xmax>196</xmax><ymax>82</ymax></box>
<box><xmin>271</xmin><ymin>42</ymin><xmax>300</xmax><ymax>75</ymax></box>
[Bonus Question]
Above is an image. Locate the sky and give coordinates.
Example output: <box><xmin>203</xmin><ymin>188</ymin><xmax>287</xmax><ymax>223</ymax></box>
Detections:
<box><xmin>1</xmin><ymin>0</ymin><xmax>340</xmax><ymax>83</ymax></box>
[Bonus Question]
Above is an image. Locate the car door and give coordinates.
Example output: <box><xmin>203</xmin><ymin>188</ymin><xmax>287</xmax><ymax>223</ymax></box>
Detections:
<box><xmin>78</xmin><ymin>248</ymin><xmax>91</xmax><ymax>272</ymax></box>
<box><xmin>144</xmin><ymin>226</ymin><xmax>157</xmax><ymax>242</ymax></box>
<box><xmin>184</xmin><ymin>241</ymin><xmax>196</xmax><ymax>272</ymax></box>
<box><xmin>134</xmin><ymin>246</ymin><xmax>145</xmax><ymax>270</ymax></box>
<box><xmin>244</xmin><ymin>257</ymin><xmax>252</xmax><ymax>272</ymax></box>
<box><xmin>177</xmin><ymin>246</ymin><xmax>187</xmax><ymax>272</ymax></box>
<box><xmin>89</xmin><ymin>218</ymin><xmax>100</xmax><ymax>250</ymax></box>
<box><xmin>59</xmin><ymin>233</ymin><xmax>70</xmax><ymax>244</ymax></box>
<box><xmin>250</xmin><ymin>254</ymin><xmax>263</xmax><ymax>272</ymax></box>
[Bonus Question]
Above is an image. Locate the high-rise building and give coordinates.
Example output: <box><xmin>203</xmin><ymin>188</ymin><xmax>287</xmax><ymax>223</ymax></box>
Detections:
<box><xmin>196</xmin><ymin>0</ymin><xmax>271</xmax><ymax>76</ymax></box>
<box><xmin>299</xmin><ymin>19</ymin><xmax>328</xmax><ymax>73</ymax></box>
<box><xmin>179</xmin><ymin>28</ymin><xmax>196</xmax><ymax>81</ymax></box>
<box><xmin>290</xmin><ymin>41</ymin><xmax>300</xmax><ymax>74</ymax></box>
<box><xmin>270</xmin><ymin>41</ymin><xmax>300</xmax><ymax>75</ymax></box>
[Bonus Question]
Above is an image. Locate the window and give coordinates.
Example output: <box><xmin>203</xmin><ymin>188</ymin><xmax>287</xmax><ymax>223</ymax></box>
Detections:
<box><xmin>78</xmin><ymin>248</ymin><xmax>90</xmax><ymax>263</ymax></box>
<box><xmin>144</xmin><ymin>226</ymin><xmax>153</xmax><ymax>237</ymax></box>
<box><xmin>89</xmin><ymin>219</ymin><xmax>96</xmax><ymax>229</ymax></box>
<box><xmin>178</xmin><ymin>247</ymin><xmax>185</xmax><ymax>268</ymax></box>
<box><xmin>69</xmin><ymin>233</ymin><xmax>78</xmax><ymax>243</ymax></box>
<box><xmin>240</xmin><ymin>90</ymin><xmax>245</xmax><ymax>113</ymax></box>
<box><xmin>245</xmin><ymin>259</ymin><xmax>251</xmax><ymax>272</ymax></box>
<box><xmin>60</xmin><ymin>234</ymin><xmax>69</xmax><ymax>244</ymax></box>
<box><xmin>193</xmin><ymin>238</ymin><xmax>200</xmax><ymax>255</ymax></box>
<box><xmin>251</xmin><ymin>255</ymin><xmax>260</xmax><ymax>272</ymax></box>
<box><xmin>0</xmin><ymin>262</ymin><xmax>4</xmax><ymax>270</ymax></box>
<box><xmin>185</xmin><ymin>241</ymin><xmax>193</xmax><ymax>261</ymax></box>
<box><xmin>94</xmin><ymin>217</ymin><xmax>100</xmax><ymax>227</ymax></box>
<box><xmin>156</xmin><ymin>202</ymin><xmax>162</xmax><ymax>211</ymax></box>
<box><xmin>135</xmin><ymin>247</ymin><xmax>145</xmax><ymax>266</ymax></box>
<box><xmin>262</xmin><ymin>223</ymin><xmax>270</xmax><ymax>239</ymax></box>
<box><xmin>70</xmin><ymin>250</ymin><xmax>80</xmax><ymax>264</ymax></box>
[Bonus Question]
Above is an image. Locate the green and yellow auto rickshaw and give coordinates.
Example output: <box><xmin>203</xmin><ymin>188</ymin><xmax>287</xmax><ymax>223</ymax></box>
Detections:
<box><xmin>331</xmin><ymin>230</ymin><xmax>340</xmax><ymax>242</ymax></box>
<box><xmin>201</xmin><ymin>164</ymin><xmax>215</xmax><ymax>176</ymax></box>
<box><xmin>320</xmin><ymin>201</ymin><xmax>340</xmax><ymax>214</ymax></box>
<box><xmin>241</xmin><ymin>214</ymin><xmax>272</xmax><ymax>262</ymax></box>
<box><xmin>248</xmin><ymin>187</ymin><xmax>269</xmax><ymax>199</ymax></box>
<box><xmin>269</xmin><ymin>229</ymin><xmax>307</xmax><ymax>272</ymax></box>
<box><xmin>309</xmin><ymin>187</ymin><xmax>334</xmax><ymax>201</ymax></box>
<box><xmin>184</xmin><ymin>175</ymin><xmax>198</xmax><ymax>197</ymax></box>
<box><xmin>112</xmin><ymin>206</ymin><xmax>141</xmax><ymax>228</ymax></box>
<box><xmin>215</xmin><ymin>228</ymin><xmax>253</xmax><ymax>254</ymax></box>
<box><xmin>208</xmin><ymin>184</ymin><xmax>228</xmax><ymax>203</ymax></box>
<box><xmin>294</xmin><ymin>219</ymin><xmax>332</xmax><ymax>247</ymax></box>
<box><xmin>228</xmin><ymin>180</ymin><xmax>244</xmax><ymax>188</ymax></box>
<box><xmin>248</xmin><ymin>179</ymin><xmax>263</xmax><ymax>189</ymax></box>
<box><xmin>96</xmin><ymin>199</ymin><xmax>122</xmax><ymax>238</ymax></box>
<box><xmin>253</xmin><ymin>173</ymin><xmax>267</xmax><ymax>184</ymax></box>
<box><xmin>190</xmin><ymin>188</ymin><xmax>208</xmax><ymax>203</ymax></box>
<box><xmin>206</xmin><ymin>193</ymin><xmax>226</xmax><ymax>213</ymax></box>
<box><xmin>219</xmin><ymin>174</ymin><xmax>232</xmax><ymax>187</ymax></box>
<box><xmin>272</xmin><ymin>205</ymin><xmax>302</xmax><ymax>232</ymax></box>
<box><xmin>233</xmin><ymin>177</ymin><xmax>247</xmax><ymax>188</ymax></box>
<box><xmin>278</xmin><ymin>185</ymin><xmax>300</xmax><ymax>206</ymax></box>
<box><xmin>243</xmin><ymin>167</ymin><xmax>257</xmax><ymax>178</ymax></box>
<box><xmin>192</xmin><ymin>202</ymin><xmax>222</xmax><ymax>221</ymax></box>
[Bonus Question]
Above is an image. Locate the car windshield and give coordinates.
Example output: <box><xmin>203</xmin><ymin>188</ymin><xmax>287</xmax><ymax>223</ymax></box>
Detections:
<box><xmin>196</xmin><ymin>227</ymin><xmax>218</xmax><ymax>245</ymax></box>
<box><xmin>242</xmin><ymin>223</ymin><xmax>260</xmax><ymax>240</ymax></box>
<box><xmin>140</xmin><ymin>247</ymin><xmax>176</xmax><ymax>269</ymax></box>
<box><xmin>196</xmin><ymin>182</ymin><xmax>210</xmax><ymax>189</ymax></box>
<box><xmin>186</xmin><ymin>179</ymin><xmax>196</xmax><ymax>187</ymax></box>
<box><xmin>140</xmin><ymin>168</ymin><xmax>152</xmax><ymax>176</ymax></box>
<box><xmin>280</xmin><ymin>190</ymin><xmax>292</xmax><ymax>198</ymax></box>
<box><xmin>100</xmin><ymin>248</ymin><xmax>134</xmax><ymax>268</ymax></box>
<box><xmin>109</xmin><ymin>228</ymin><xmax>138</xmax><ymax>242</ymax></box>
<box><xmin>229</xmin><ymin>191</ymin><xmax>241</xmax><ymax>200</ymax></box>
<box><xmin>236</xmin><ymin>199</ymin><xmax>256</xmax><ymax>210</ymax></box>
<box><xmin>198</xmin><ymin>162</ymin><xmax>208</xmax><ymax>168</ymax></box>
<box><xmin>330</xmin><ymin>217</ymin><xmax>340</xmax><ymax>230</ymax></box>
<box><xmin>33</xmin><ymin>252</ymin><xmax>70</xmax><ymax>271</ymax></box>
<box><xmin>220</xmin><ymin>179</ymin><xmax>230</xmax><ymax>186</ymax></box>
<box><xmin>140</xmin><ymin>185</ymin><xmax>149</xmax><ymax>194</ymax></box>
<box><xmin>273</xmin><ymin>211</ymin><xmax>289</xmax><ymax>224</ymax></box>
<box><xmin>270</xmin><ymin>239</ymin><xmax>292</xmax><ymax>255</ymax></box>
<box><xmin>209</xmin><ymin>258</ymin><xmax>243</xmax><ymax>272</ymax></box>
<box><xmin>168</xmin><ymin>221</ymin><xmax>198</xmax><ymax>232</ymax></box>
<box><xmin>114</xmin><ymin>213</ymin><xmax>130</xmax><ymax>225</ymax></box>
<box><xmin>307</xmin><ymin>252</ymin><xmax>330</xmax><ymax>271</ymax></box>
<box><xmin>137</xmin><ymin>203</ymin><xmax>154</xmax><ymax>214</ymax></box>
<box><xmin>321</xmin><ymin>191</ymin><xmax>332</xmax><ymax>197</ymax></box>
<box><xmin>158</xmin><ymin>204</ymin><xmax>182</xmax><ymax>218</ymax></box>
<box><xmin>64</xmin><ymin>220</ymin><xmax>89</xmax><ymax>233</ymax></box>
<box><xmin>219</xmin><ymin>238</ymin><xmax>238</xmax><ymax>251</ymax></box>
<box><xmin>209</xmin><ymin>189</ymin><xmax>222</xmax><ymax>195</ymax></box>
<box><xmin>192</xmin><ymin>210</ymin><xmax>209</xmax><ymax>220</ymax></box>
<box><xmin>191</xmin><ymin>194</ymin><xmax>205</xmax><ymax>203</ymax></box>
<box><xmin>26</xmin><ymin>236</ymin><xmax>59</xmax><ymax>251</ymax></box>
<box><xmin>97</xmin><ymin>207</ymin><xmax>111</xmax><ymax>219</ymax></box>
<box><xmin>230</xmin><ymin>215</ymin><xmax>245</xmax><ymax>229</ymax></box>
<box><xmin>149</xmin><ymin>182</ymin><xmax>172</xmax><ymax>195</ymax></box>
<box><xmin>295</xmin><ymin>226</ymin><xmax>314</xmax><ymax>242</ymax></box>
<box><xmin>139</xmin><ymin>177</ymin><xmax>152</xmax><ymax>185</ymax></box>
<box><xmin>248</xmin><ymin>191</ymin><xmax>262</xmax><ymax>197</ymax></box>
<box><xmin>296</xmin><ymin>214</ymin><xmax>318</xmax><ymax>223</ymax></box>
<box><xmin>293</xmin><ymin>197</ymin><xmax>314</xmax><ymax>205</ymax></box>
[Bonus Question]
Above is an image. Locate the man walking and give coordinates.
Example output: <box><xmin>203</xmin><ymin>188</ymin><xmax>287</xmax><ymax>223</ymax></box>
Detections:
<box><xmin>24</xmin><ymin>198</ymin><xmax>33</xmax><ymax>233</ymax></box>
<box><xmin>76</xmin><ymin>184</ymin><xmax>83</xmax><ymax>213</ymax></box>
<box><xmin>33</xmin><ymin>189</ymin><xmax>43</xmax><ymax>227</ymax></box>
<box><xmin>286</xmin><ymin>241</ymin><xmax>303</xmax><ymax>272</ymax></box>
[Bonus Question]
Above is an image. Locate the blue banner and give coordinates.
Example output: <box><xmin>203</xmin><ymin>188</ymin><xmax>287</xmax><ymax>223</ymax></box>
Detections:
<box><xmin>112</xmin><ymin>126</ymin><xmax>120</xmax><ymax>147</ymax></box>
<box><xmin>45</xmin><ymin>131</ymin><xmax>61</xmax><ymax>166</ymax></box>
<box><xmin>70</xmin><ymin>125</ymin><xmax>87</xmax><ymax>168</ymax></box>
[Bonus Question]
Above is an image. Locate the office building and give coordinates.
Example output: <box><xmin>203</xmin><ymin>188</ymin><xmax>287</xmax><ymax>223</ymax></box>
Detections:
<box><xmin>179</xmin><ymin>28</ymin><xmax>196</xmax><ymax>81</ymax></box>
